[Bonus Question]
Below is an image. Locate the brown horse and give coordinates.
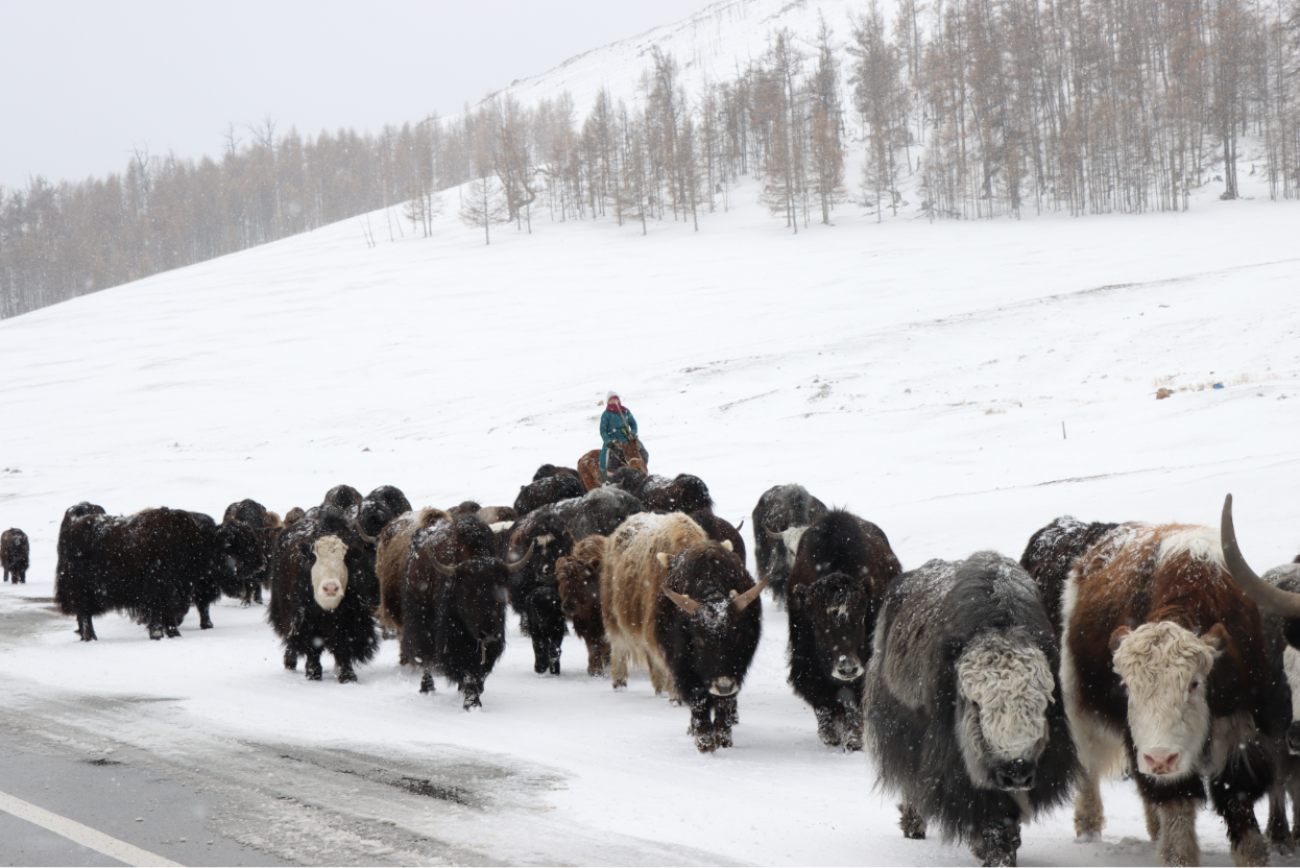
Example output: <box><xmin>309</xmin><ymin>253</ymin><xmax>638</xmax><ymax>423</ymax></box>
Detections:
<box><xmin>578</xmin><ymin>436</ymin><xmax>648</xmax><ymax>490</ymax></box>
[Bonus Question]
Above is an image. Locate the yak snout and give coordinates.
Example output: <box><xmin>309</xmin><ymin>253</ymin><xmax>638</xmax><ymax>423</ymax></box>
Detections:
<box><xmin>1288</xmin><ymin>722</ymin><xmax>1300</xmax><ymax>756</ymax></box>
<box><xmin>993</xmin><ymin>758</ymin><xmax>1036</xmax><ymax>791</ymax></box>
<box><xmin>709</xmin><ymin>676</ymin><xmax>738</xmax><ymax>697</ymax></box>
<box><xmin>832</xmin><ymin>654</ymin><xmax>864</xmax><ymax>681</ymax></box>
<box><xmin>1140</xmin><ymin>750</ymin><xmax>1182</xmax><ymax>776</ymax></box>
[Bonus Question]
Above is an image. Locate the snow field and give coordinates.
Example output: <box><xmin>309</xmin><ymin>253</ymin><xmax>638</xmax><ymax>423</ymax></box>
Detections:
<box><xmin>1</xmin><ymin>165</ymin><xmax>1299</xmax><ymax>864</ymax></box>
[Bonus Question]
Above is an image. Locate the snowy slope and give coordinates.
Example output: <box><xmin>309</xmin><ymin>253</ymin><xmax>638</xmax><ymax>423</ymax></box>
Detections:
<box><xmin>485</xmin><ymin>0</ymin><xmax>868</xmax><ymax>115</ymax></box>
<box><xmin>2</xmin><ymin>160</ymin><xmax>1300</xmax><ymax>865</ymax></box>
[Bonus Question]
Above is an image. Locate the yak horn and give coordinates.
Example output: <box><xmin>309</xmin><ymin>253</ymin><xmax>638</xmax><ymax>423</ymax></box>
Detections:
<box><xmin>764</xmin><ymin>524</ymin><xmax>785</xmax><ymax>541</ymax></box>
<box><xmin>731</xmin><ymin>576</ymin><xmax>770</xmax><ymax>613</ymax></box>
<box><xmin>663</xmin><ymin>586</ymin><xmax>702</xmax><ymax>615</ymax></box>
<box><xmin>735</xmin><ymin>519</ymin><xmax>745</xmax><ymax>534</ymax></box>
<box><xmin>353</xmin><ymin>517</ymin><xmax>377</xmax><ymax>545</ymax></box>
<box><xmin>507</xmin><ymin>541</ymin><xmax>536</xmax><ymax>574</ymax></box>
<box><xmin>432</xmin><ymin>558</ymin><xmax>457</xmax><ymax>577</ymax></box>
<box><xmin>1221</xmin><ymin>494</ymin><xmax>1300</xmax><ymax>617</ymax></box>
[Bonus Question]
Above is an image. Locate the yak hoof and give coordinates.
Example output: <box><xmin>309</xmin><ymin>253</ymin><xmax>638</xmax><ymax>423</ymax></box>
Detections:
<box><xmin>549</xmin><ymin>658</ymin><xmax>560</xmax><ymax>676</ymax></box>
<box><xmin>694</xmin><ymin>729</ymin><xmax>717</xmax><ymax>753</ymax></box>
<box><xmin>1234</xmin><ymin>828</ymin><xmax>1270</xmax><ymax>867</ymax></box>
<box><xmin>899</xmin><ymin>805</ymin><xmax>927</xmax><ymax>840</ymax></box>
<box><xmin>420</xmin><ymin>672</ymin><xmax>434</xmax><ymax>694</ymax></box>
<box><xmin>148</xmin><ymin>625</ymin><xmax>165</xmax><ymax>641</ymax></box>
<box><xmin>200</xmin><ymin>619</ymin><xmax>213</xmax><ymax>630</ymax></box>
<box><xmin>462</xmin><ymin>692</ymin><xmax>482</xmax><ymax>711</ymax></box>
<box><xmin>714</xmin><ymin>724</ymin><xmax>733</xmax><ymax>749</ymax></box>
<box><xmin>305</xmin><ymin>660</ymin><xmax>323</xmax><ymax>681</ymax></box>
<box><xmin>337</xmin><ymin>666</ymin><xmax>357</xmax><ymax>684</ymax></box>
<box><xmin>165</xmin><ymin>625</ymin><xmax>181</xmax><ymax>638</ymax></box>
<box><xmin>283</xmin><ymin>650</ymin><xmax>299</xmax><ymax>670</ymax></box>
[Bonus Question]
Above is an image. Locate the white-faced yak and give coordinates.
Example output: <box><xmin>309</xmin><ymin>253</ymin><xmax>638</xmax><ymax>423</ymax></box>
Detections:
<box><xmin>267</xmin><ymin>505</ymin><xmax>379</xmax><ymax>683</ymax></box>
<box><xmin>1064</xmin><ymin>507</ymin><xmax>1274</xmax><ymax>867</ymax></box>
<box><xmin>786</xmin><ymin>509</ymin><xmax>901</xmax><ymax>751</ymax></box>
<box><xmin>865</xmin><ymin>553</ymin><xmax>1078</xmax><ymax>867</ymax></box>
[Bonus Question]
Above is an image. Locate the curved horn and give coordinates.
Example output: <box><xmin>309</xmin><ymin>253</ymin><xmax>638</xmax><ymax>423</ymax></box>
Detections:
<box><xmin>764</xmin><ymin>524</ymin><xmax>785</xmax><ymax>541</ymax></box>
<box><xmin>735</xmin><ymin>519</ymin><xmax>745</xmax><ymax>533</ymax></box>
<box><xmin>353</xmin><ymin>517</ymin><xmax>377</xmax><ymax>545</ymax></box>
<box><xmin>507</xmin><ymin>541</ymin><xmax>536</xmax><ymax>574</ymax></box>
<box><xmin>662</xmin><ymin>586</ymin><xmax>702</xmax><ymax>615</ymax></box>
<box><xmin>1221</xmin><ymin>494</ymin><xmax>1300</xmax><ymax>616</ymax></box>
<box><xmin>730</xmin><ymin>576</ymin><xmax>770</xmax><ymax>613</ymax></box>
<box><xmin>432</xmin><ymin>558</ymin><xmax>457</xmax><ymax>577</ymax></box>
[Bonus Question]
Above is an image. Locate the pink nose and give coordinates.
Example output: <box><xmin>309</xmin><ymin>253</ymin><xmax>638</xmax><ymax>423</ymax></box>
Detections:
<box><xmin>1143</xmin><ymin>751</ymin><xmax>1180</xmax><ymax>775</ymax></box>
<box><xmin>322</xmin><ymin>584</ymin><xmax>341</xmax><ymax>597</ymax></box>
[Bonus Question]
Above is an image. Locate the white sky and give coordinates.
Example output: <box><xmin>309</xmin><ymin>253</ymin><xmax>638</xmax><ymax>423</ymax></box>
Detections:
<box><xmin>0</xmin><ymin>0</ymin><xmax>716</xmax><ymax>191</ymax></box>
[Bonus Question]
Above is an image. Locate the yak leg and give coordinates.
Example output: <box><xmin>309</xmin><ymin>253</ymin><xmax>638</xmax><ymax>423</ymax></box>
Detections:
<box><xmin>898</xmin><ymin>803</ymin><xmax>927</xmax><ymax>840</ymax></box>
<box><xmin>148</xmin><ymin>619</ymin><xmax>165</xmax><ymax>641</ymax></box>
<box><xmin>335</xmin><ymin>654</ymin><xmax>357</xmax><ymax>684</ymax></box>
<box><xmin>304</xmin><ymin>648</ymin><xmax>323</xmax><ymax>681</ymax></box>
<box><xmin>815</xmin><ymin>706</ymin><xmax>843</xmax><ymax>748</ymax></box>
<box><xmin>719</xmin><ymin>695</ymin><xmax>739</xmax><ymax>727</ymax></box>
<box><xmin>530</xmin><ymin>630</ymin><xmax>551</xmax><ymax>675</ymax></box>
<box><xmin>419</xmin><ymin>669</ymin><xmax>435</xmax><ymax>694</ymax></box>
<box><xmin>1209</xmin><ymin>760</ymin><xmax>1270</xmax><ymax>867</ymax></box>
<box><xmin>585</xmin><ymin>637</ymin><xmax>608</xmax><ymax>677</ymax></box>
<box><xmin>1144</xmin><ymin>800</ymin><xmax>1162</xmax><ymax>842</ymax></box>
<box><xmin>690</xmin><ymin>699</ymin><xmax>716</xmax><ymax>753</ymax></box>
<box><xmin>610</xmin><ymin>642</ymin><xmax>629</xmax><ymax>690</ymax></box>
<box><xmin>1073</xmin><ymin>769</ymin><xmax>1105</xmax><ymax>839</ymax></box>
<box><xmin>713</xmin><ymin>698</ymin><xmax>734</xmax><ymax>749</ymax></box>
<box><xmin>197</xmin><ymin>599</ymin><xmax>213</xmax><ymax>630</ymax></box>
<box><xmin>1151</xmin><ymin>798</ymin><xmax>1202</xmax><ymax>868</ymax></box>
<box><xmin>548</xmin><ymin>635</ymin><xmax>561</xmax><ymax>676</ymax></box>
<box><xmin>841</xmin><ymin>702</ymin><xmax>865</xmax><ymax>752</ymax></box>
<box><xmin>1291</xmin><ymin>772</ymin><xmax>1300</xmax><ymax>842</ymax></box>
<box><xmin>1266</xmin><ymin>782</ymin><xmax>1293</xmax><ymax>854</ymax></box>
<box><xmin>462</xmin><ymin>679</ymin><xmax>483</xmax><ymax>711</ymax></box>
<box><xmin>971</xmin><ymin>816</ymin><xmax>1021</xmax><ymax>868</ymax></box>
<box><xmin>283</xmin><ymin>647</ymin><xmax>299</xmax><ymax>670</ymax></box>
<box><xmin>78</xmin><ymin>614</ymin><xmax>98</xmax><ymax>642</ymax></box>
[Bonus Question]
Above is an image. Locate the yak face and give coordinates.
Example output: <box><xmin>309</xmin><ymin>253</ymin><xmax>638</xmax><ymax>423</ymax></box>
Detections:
<box><xmin>451</xmin><ymin>558</ymin><xmax>508</xmax><ymax>645</ymax></box>
<box><xmin>557</xmin><ymin>556</ymin><xmax>599</xmax><ymax>619</ymax></box>
<box><xmin>310</xmin><ymin>536</ymin><xmax>349</xmax><ymax>610</ymax></box>
<box><xmin>955</xmin><ymin>631</ymin><xmax>1056</xmax><ymax>791</ymax></box>
<box><xmin>1111</xmin><ymin>620</ymin><xmax>1224</xmax><ymax>778</ymax></box>
<box><xmin>796</xmin><ymin>573</ymin><xmax>870</xmax><ymax>682</ymax></box>
<box><xmin>1285</xmin><ymin>646</ymin><xmax>1300</xmax><ymax>754</ymax></box>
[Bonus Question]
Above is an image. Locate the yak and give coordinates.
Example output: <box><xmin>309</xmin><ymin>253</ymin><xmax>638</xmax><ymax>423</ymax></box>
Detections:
<box><xmin>556</xmin><ymin>535</ymin><xmax>610</xmax><ymax>676</ymax></box>
<box><xmin>1</xmin><ymin>528</ymin><xmax>29</xmax><ymax>583</ymax></box>
<box><xmin>752</xmin><ymin>484</ymin><xmax>829</xmax><ymax>605</ymax></box>
<box><xmin>527</xmin><ymin>486</ymin><xmax>645</xmax><ymax>542</ymax></box>
<box><xmin>267</xmin><ymin>505</ymin><xmax>379</xmax><ymax>682</ymax></box>
<box><xmin>56</xmin><ymin>504</ymin><xmax>260</xmax><ymax>641</ymax></box>
<box><xmin>1064</xmin><ymin>508</ymin><xmax>1274</xmax><ymax>867</ymax></box>
<box><xmin>865</xmin><ymin>553</ymin><xmax>1079</xmax><ymax>867</ymax></box>
<box><xmin>786</xmin><ymin>509</ymin><xmax>901</xmax><ymax>750</ymax></box>
<box><xmin>607</xmin><ymin>468</ymin><xmax>711</xmax><ymax>515</ymax></box>
<box><xmin>506</xmin><ymin>509</ymin><xmax>575</xmax><ymax>674</ymax></box>
<box><xmin>375</xmin><ymin>507</ymin><xmax>450</xmax><ymax>643</ymax></box>
<box><xmin>655</xmin><ymin>540</ymin><xmax>765</xmax><ymax>752</ymax></box>
<box><xmin>1019</xmin><ymin>515</ymin><xmax>1119</xmax><ymax>636</ymax></box>
<box><xmin>688</xmin><ymin>510</ymin><xmax>746</xmax><ymax>565</ymax></box>
<box><xmin>357</xmin><ymin>485</ymin><xmax>412</xmax><ymax>540</ymax></box>
<box><xmin>220</xmin><ymin>498</ymin><xmax>283</xmax><ymax>605</ymax></box>
<box><xmin>600</xmin><ymin>512</ymin><xmax>708</xmax><ymax>695</ymax></box>
<box><xmin>513</xmin><ymin>474</ymin><xmax>585</xmax><ymax>517</ymax></box>
<box><xmin>401</xmin><ymin>513</ymin><xmax>532</xmax><ymax>709</ymax></box>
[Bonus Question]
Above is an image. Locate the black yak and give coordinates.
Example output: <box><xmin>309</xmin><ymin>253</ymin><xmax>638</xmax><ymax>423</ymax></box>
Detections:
<box><xmin>513</xmin><ymin>474</ymin><xmax>584</xmax><ymax>517</ymax></box>
<box><xmin>786</xmin><ymin>509</ymin><xmax>901</xmax><ymax>750</ymax></box>
<box><xmin>506</xmin><ymin>509</ymin><xmax>574</xmax><ymax>675</ymax></box>
<box><xmin>1018</xmin><ymin>515</ymin><xmax>1119</xmax><ymax>636</ymax></box>
<box><xmin>656</xmin><ymin>540</ymin><xmax>765</xmax><ymax>753</ymax></box>
<box><xmin>751</xmin><ymin>484</ymin><xmax>828</xmax><ymax>605</ymax></box>
<box><xmin>402</xmin><ymin>514</ymin><xmax>532</xmax><ymax>708</ymax></box>
<box><xmin>607</xmin><ymin>468</ymin><xmax>711</xmax><ymax>515</ymax></box>
<box><xmin>1</xmin><ymin>528</ymin><xmax>29</xmax><ymax>583</ymax></box>
<box><xmin>865</xmin><ymin>553</ymin><xmax>1079</xmax><ymax>867</ymax></box>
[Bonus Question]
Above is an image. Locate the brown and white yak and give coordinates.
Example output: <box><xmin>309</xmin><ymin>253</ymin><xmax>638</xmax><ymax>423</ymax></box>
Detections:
<box><xmin>1062</xmin><ymin>514</ymin><xmax>1274</xmax><ymax>867</ymax></box>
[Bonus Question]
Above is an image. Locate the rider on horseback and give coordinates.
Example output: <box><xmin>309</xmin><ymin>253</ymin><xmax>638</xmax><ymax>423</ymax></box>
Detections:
<box><xmin>599</xmin><ymin>391</ymin><xmax>639</xmax><ymax>483</ymax></box>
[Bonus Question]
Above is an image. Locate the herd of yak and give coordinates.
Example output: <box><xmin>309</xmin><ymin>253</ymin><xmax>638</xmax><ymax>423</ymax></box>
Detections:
<box><xmin>6</xmin><ymin>456</ymin><xmax>1300</xmax><ymax>868</ymax></box>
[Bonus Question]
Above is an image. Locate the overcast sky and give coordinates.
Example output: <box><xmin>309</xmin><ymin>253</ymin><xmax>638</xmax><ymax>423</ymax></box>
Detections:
<box><xmin>0</xmin><ymin>0</ymin><xmax>715</xmax><ymax>191</ymax></box>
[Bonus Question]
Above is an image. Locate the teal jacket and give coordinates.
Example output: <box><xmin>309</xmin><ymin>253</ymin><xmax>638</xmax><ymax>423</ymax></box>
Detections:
<box><xmin>601</xmin><ymin>407</ymin><xmax>637</xmax><ymax>444</ymax></box>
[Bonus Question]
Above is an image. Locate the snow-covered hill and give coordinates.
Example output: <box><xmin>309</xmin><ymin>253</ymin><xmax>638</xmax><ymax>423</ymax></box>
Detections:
<box><xmin>2</xmin><ymin>149</ymin><xmax>1300</xmax><ymax>864</ymax></box>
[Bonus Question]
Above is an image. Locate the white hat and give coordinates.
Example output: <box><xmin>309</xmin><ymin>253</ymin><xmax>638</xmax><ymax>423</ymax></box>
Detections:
<box><xmin>606</xmin><ymin>391</ymin><xmax>619</xmax><ymax>402</ymax></box>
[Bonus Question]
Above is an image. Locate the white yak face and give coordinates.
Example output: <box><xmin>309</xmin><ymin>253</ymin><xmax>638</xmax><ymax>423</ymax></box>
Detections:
<box><xmin>1111</xmin><ymin>620</ymin><xmax>1221</xmax><ymax>779</ymax></box>
<box><xmin>311</xmin><ymin>536</ymin><xmax>349</xmax><ymax>611</ymax></box>
<box><xmin>956</xmin><ymin>633</ymin><xmax>1055</xmax><ymax>790</ymax></box>
<box><xmin>780</xmin><ymin>526</ymin><xmax>807</xmax><ymax>565</ymax></box>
